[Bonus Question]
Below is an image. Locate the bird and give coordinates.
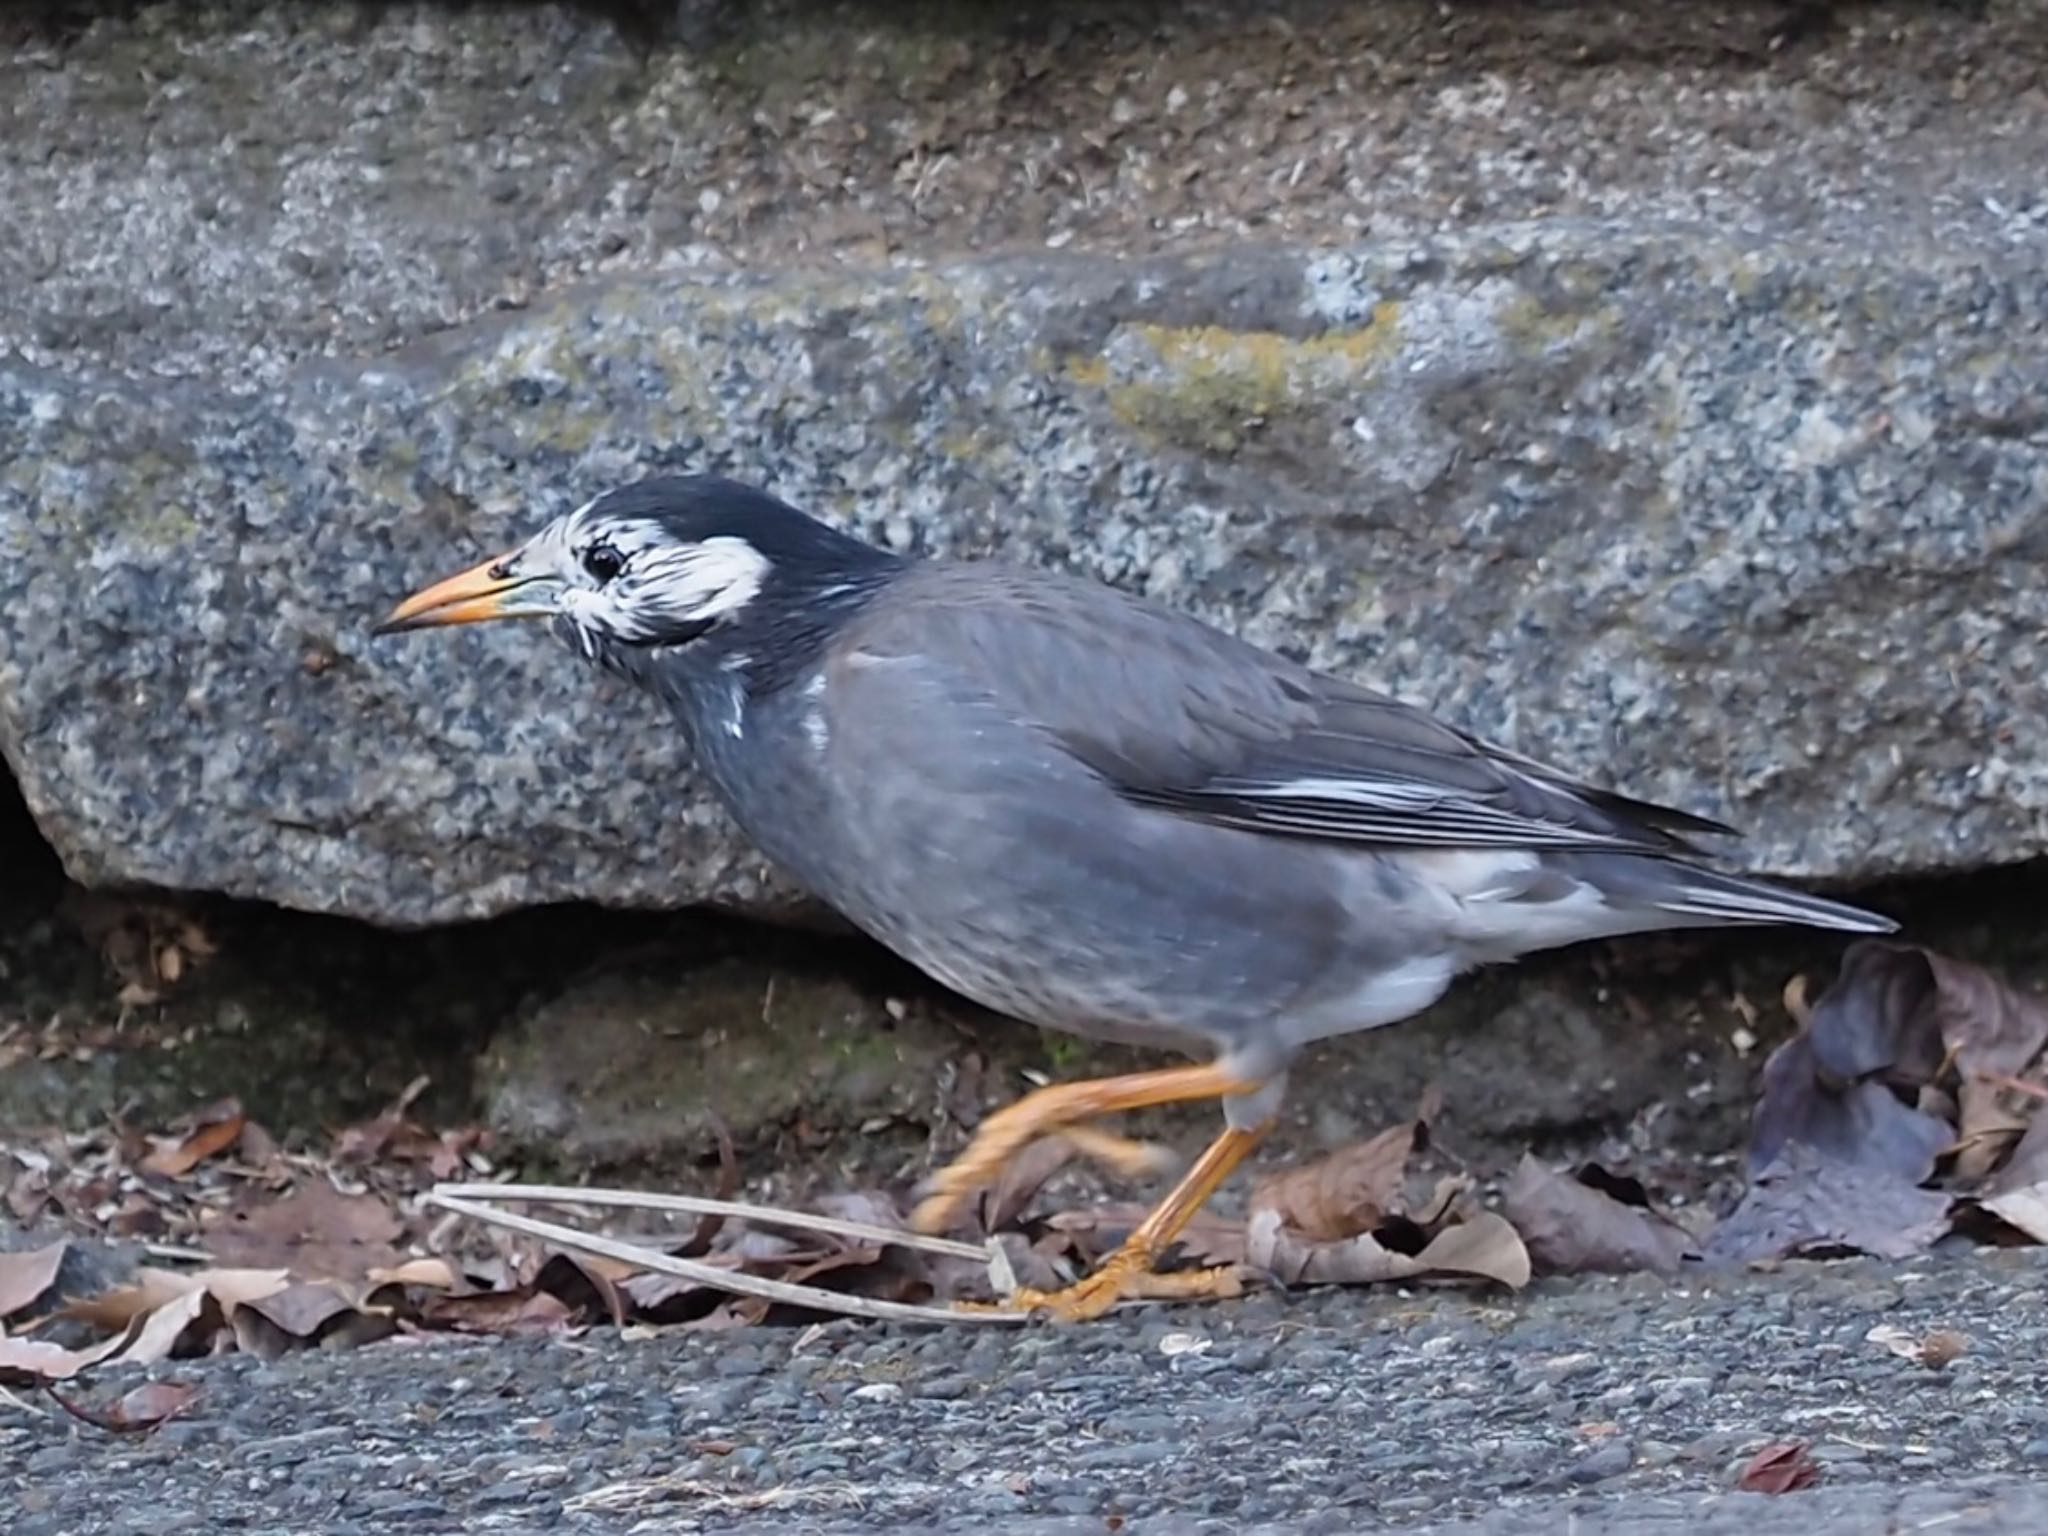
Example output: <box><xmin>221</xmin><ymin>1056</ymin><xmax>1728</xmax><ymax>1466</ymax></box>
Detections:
<box><xmin>375</xmin><ymin>474</ymin><xmax>1897</xmax><ymax>1319</ymax></box>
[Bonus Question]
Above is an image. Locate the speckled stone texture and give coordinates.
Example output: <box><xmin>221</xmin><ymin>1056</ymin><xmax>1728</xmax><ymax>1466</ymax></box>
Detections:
<box><xmin>2</xmin><ymin>2</ymin><xmax>2047</xmax><ymax>924</ymax></box>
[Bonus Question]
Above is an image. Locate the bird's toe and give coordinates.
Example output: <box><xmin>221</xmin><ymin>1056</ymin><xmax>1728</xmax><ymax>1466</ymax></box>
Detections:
<box><xmin>1005</xmin><ymin>1256</ymin><xmax>1248</xmax><ymax>1322</ymax></box>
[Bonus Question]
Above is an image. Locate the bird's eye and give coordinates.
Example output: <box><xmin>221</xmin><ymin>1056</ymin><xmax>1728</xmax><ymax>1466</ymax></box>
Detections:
<box><xmin>582</xmin><ymin>543</ymin><xmax>625</xmax><ymax>584</ymax></box>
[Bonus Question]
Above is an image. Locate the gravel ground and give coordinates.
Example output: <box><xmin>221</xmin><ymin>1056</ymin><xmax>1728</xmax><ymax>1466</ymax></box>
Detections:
<box><xmin>7</xmin><ymin>1249</ymin><xmax>2047</xmax><ymax>1534</ymax></box>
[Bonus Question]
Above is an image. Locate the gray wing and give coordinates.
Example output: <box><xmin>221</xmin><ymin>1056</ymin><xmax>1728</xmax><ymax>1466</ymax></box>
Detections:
<box><xmin>843</xmin><ymin>564</ymin><xmax>1734</xmax><ymax>857</ymax></box>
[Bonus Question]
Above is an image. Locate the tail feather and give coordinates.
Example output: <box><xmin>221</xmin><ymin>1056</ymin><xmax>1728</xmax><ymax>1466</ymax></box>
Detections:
<box><xmin>1648</xmin><ymin>864</ymin><xmax>1896</xmax><ymax>935</ymax></box>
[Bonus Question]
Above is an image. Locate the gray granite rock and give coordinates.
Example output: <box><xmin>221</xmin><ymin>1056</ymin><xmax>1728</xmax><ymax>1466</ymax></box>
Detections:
<box><xmin>5</xmin><ymin>231</ymin><xmax>2048</xmax><ymax>923</ymax></box>
<box><xmin>4</xmin><ymin>1</ymin><xmax>2048</xmax><ymax>926</ymax></box>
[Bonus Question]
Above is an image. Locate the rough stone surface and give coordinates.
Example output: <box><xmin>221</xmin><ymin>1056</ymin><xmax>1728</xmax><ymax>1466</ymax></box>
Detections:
<box><xmin>479</xmin><ymin>951</ymin><xmax>979</xmax><ymax>1173</ymax></box>
<box><xmin>8</xmin><ymin>234</ymin><xmax>2048</xmax><ymax>923</ymax></box>
<box><xmin>4</xmin><ymin>1247</ymin><xmax>2045</xmax><ymax>1532</ymax></box>
<box><xmin>3</xmin><ymin>1</ymin><xmax>2048</xmax><ymax>926</ymax></box>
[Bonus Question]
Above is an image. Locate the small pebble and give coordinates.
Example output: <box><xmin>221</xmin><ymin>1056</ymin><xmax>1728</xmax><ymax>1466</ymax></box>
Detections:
<box><xmin>1568</xmin><ymin>1437</ymin><xmax>1636</xmax><ymax>1484</ymax></box>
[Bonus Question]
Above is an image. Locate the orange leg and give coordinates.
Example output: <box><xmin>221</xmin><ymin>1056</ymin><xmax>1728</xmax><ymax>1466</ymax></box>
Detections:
<box><xmin>910</xmin><ymin>1062</ymin><xmax>1260</xmax><ymax>1237</ymax></box>
<box><xmin>1005</xmin><ymin>1121</ymin><xmax>1271</xmax><ymax>1321</ymax></box>
<box><xmin>1053</xmin><ymin>1123</ymin><xmax>1179</xmax><ymax>1182</ymax></box>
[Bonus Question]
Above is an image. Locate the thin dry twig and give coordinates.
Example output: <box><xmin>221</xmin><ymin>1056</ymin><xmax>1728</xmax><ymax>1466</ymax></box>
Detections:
<box><xmin>429</xmin><ymin>1182</ymin><xmax>994</xmax><ymax>1262</ymax></box>
<box><xmin>425</xmin><ymin>1190</ymin><xmax>1028</xmax><ymax>1327</ymax></box>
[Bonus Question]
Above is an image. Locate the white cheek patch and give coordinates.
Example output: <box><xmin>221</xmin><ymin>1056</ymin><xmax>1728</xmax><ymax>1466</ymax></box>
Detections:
<box><xmin>607</xmin><ymin>536</ymin><xmax>773</xmax><ymax>641</ymax></box>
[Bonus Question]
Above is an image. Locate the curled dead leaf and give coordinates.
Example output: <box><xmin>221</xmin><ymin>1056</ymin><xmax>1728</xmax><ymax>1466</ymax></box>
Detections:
<box><xmin>978</xmin><ymin>1133</ymin><xmax>1084</xmax><ymax>1236</ymax></box>
<box><xmin>1707</xmin><ymin>1144</ymin><xmax>1953</xmax><ymax>1265</ymax></box>
<box><xmin>0</xmin><ymin>1240</ymin><xmax>69</xmax><ymax>1320</ymax></box>
<box><xmin>229</xmin><ymin>1281</ymin><xmax>398</xmax><ymax>1359</ymax></box>
<box><xmin>1736</xmin><ymin>1440</ymin><xmax>1819</xmax><ymax>1494</ymax></box>
<box><xmin>139</xmin><ymin>1099</ymin><xmax>247</xmax><ymax>1179</ymax></box>
<box><xmin>1754</xmin><ymin>942</ymin><xmax>2048</xmax><ymax>1187</ymax></box>
<box><xmin>1502</xmin><ymin>1156</ymin><xmax>1697</xmax><ymax>1277</ymax></box>
<box><xmin>8</xmin><ymin>1284</ymin><xmax>215</xmax><ymax>1384</ymax></box>
<box><xmin>534</xmin><ymin>1253</ymin><xmax>629</xmax><ymax>1329</ymax></box>
<box><xmin>1044</xmin><ymin>1204</ymin><xmax>1245</xmax><ymax>1268</ymax></box>
<box><xmin>421</xmin><ymin>1287</ymin><xmax>578</xmax><ymax>1336</ymax></box>
<box><xmin>1249</xmin><ymin>1118</ymin><xmax>1419</xmax><ymax>1244</ymax></box>
<box><xmin>0</xmin><ymin>1331</ymin><xmax>131</xmax><ymax>1385</ymax></box>
<box><xmin>1752</xmin><ymin>947</ymin><xmax>1952</xmax><ymax>1184</ymax></box>
<box><xmin>1979</xmin><ymin>1115</ymin><xmax>2048</xmax><ymax>1243</ymax></box>
<box><xmin>108</xmin><ymin>1286</ymin><xmax>209</xmax><ymax>1367</ymax></box>
<box><xmin>1245</xmin><ymin>1206</ymin><xmax>1530</xmax><ymax>1290</ymax></box>
<box><xmin>45</xmin><ymin>1378</ymin><xmax>201</xmax><ymax>1435</ymax></box>
<box><xmin>367</xmin><ymin>1257</ymin><xmax>460</xmax><ymax>1290</ymax></box>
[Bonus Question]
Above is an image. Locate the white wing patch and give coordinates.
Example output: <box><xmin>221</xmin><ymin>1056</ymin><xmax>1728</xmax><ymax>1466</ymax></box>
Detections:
<box><xmin>1162</xmin><ymin>770</ymin><xmax>1648</xmax><ymax>851</ymax></box>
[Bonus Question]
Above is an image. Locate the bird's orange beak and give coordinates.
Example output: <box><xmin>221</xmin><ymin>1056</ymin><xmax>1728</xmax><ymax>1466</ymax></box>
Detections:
<box><xmin>373</xmin><ymin>551</ymin><xmax>549</xmax><ymax>635</ymax></box>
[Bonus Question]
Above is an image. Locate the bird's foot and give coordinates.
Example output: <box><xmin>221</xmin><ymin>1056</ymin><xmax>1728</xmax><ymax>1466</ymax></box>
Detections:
<box><xmin>911</xmin><ymin>1064</ymin><xmax>1254</xmax><ymax>1235</ymax></box>
<box><xmin>913</xmin><ymin>1122</ymin><xmax>1173</xmax><ymax>1235</ymax></box>
<box><xmin>995</xmin><ymin>1253</ymin><xmax>1247</xmax><ymax>1322</ymax></box>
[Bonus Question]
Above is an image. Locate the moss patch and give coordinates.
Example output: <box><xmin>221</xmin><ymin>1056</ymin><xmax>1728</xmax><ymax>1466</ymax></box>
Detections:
<box><xmin>1067</xmin><ymin>307</ymin><xmax>1402</xmax><ymax>455</ymax></box>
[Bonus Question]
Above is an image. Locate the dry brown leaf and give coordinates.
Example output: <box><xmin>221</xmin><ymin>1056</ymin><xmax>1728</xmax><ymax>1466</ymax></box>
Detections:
<box><xmin>1736</xmin><ymin>1440</ymin><xmax>1819</xmax><ymax>1494</ymax></box>
<box><xmin>46</xmin><ymin>1379</ymin><xmax>201</xmax><ymax>1435</ymax></box>
<box><xmin>367</xmin><ymin>1257</ymin><xmax>460</xmax><ymax>1290</ymax></box>
<box><xmin>1981</xmin><ymin>1185</ymin><xmax>2048</xmax><ymax>1244</ymax></box>
<box><xmin>237</xmin><ymin>1281</ymin><xmax>366</xmax><ymax>1338</ymax></box>
<box><xmin>6</xmin><ymin>1169</ymin><xmax>52</xmax><ymax>1226</ymax></box>
<box><xmin>1980</xmin><ymin>1114</ymin><xmax>2048</xmax><ymax>1243</ymax></box>
<box><xmin>533</xmin><ymin>1253</ymin><xmax>628</xmax><ymax>1328</ymax></box>
<box><xmin>1044</xmin><ymin>1204</ymin><xmax>1246</xmax><ymax>1267</ymax></box>
<box><xmin>203</xmin><ymin>1181</ymin><xmax>407</xmax><ymax>1279</ymax></box>
<box><xmin>139</xmin><ymin>1099</ymin><xmax>247</xmax><ymax>1179</ymax></box>
<box><xmin>980</xmin><ymin>1134</ymin><xmax>1083</xmax><ymax>1234</ymax></box>
<box><xmin>1925</xmin><ymin>957</ymin><xmax>2048</xmax><ymax>1181</ymax></box>
<box><xmin>229</xmin><ymin>1281</ymin><xmax>397</xmax><ymax>1359</ymax></box>
<box><xmin>0</xmin><ymin>1330</ymin><xmax>132</xmax><ymax>1384</ymax></box>
<box><xmin>1403</xmin><ymin>1211</ymin><xmax>1532</xmax><ymax>1288</ymax></box>
<box><xmin>61</xmin><ymin>1266</ymin><xmax>294</xmax><ymax>1342</ymax></box>
<box><xmin>0</xmin><ymin>1240</ymin><xmax>68</xmax><ymax>1319</ymax></box>
<box><xmin>6</xmin><ymin>1289</ymin><xmax>216</xmax><ymax>1382</ymax></box>
<box><xmin>1245</xmin><ymin>1207</ymin><xmax>1530</xmax><ymax>1290</ymax></box>
<box><xmin>1751</xmin><ymin>946</ymin><xmax>1953</xmax><ymax>1183</ymax></box>
<box><xmin>1502</xmin><ymin>1156</ymin><xmax>1696</xmax><ymax>1276</ymax></box>
<box><xmin>1753</xmin><ymin>942</ymin><xmax>2048</xmax><ymax>1188</ymax></box>
<box><xmin>56</xmin><ymin>1266</ymin><xmax>201</xmax><ymax>1334</ymax></box>
<box><xmin>108</xmin><ymin>1287</ymin><xmax>209</xmax><ymax>1367</ymax></box>
<box><xmin>1407</xmin><ymin>1173</ymin><xmax>1468</xmax><ymax>1230</ymax></box>
<box><xmin>421</xmin><ymin>1287</ymin><xmax>578</xmax><ymax>1336</ymax></box>
<box><xmin>1707</xmin><ymin>1143</ymin><xmax>1953</xmax><ymax>1264</ymax></box>
<box><xmin>195</xmin><ymin>1267</ymin><xmax>297</xmax><ymax>1309</ymax></box>
<box><xmin>1249</xmin><ymin>1119</ymin><xmax>1418</xmax><ymax>1244</ymax></box>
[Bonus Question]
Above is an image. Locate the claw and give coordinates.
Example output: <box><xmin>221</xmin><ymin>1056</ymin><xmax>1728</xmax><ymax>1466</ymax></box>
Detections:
<box><xmin>1005</xmin><ymin>1257</ymin><xmax>1248</xmax><ymax>1322</ymax></box>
